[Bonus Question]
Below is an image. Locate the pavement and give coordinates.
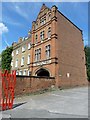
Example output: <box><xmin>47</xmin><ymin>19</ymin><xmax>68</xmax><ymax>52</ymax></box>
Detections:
<box><xmin>0</xmin><ymin>86</ymin><xmax>88</xmax><ymax>119</ymax></box>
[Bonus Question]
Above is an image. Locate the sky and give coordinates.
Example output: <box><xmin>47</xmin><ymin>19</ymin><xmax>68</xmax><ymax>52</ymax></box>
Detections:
<box><xmin>0</xmin><ymin>2</ymin><xmax>88</xmax><ymax>53</ymax></box>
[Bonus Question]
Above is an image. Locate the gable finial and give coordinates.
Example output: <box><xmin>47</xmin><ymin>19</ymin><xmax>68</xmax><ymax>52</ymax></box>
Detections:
<box><xmin>43</xmin><ymin>3</ymin><xmax>45</xmax><ymax>6</ymax></box>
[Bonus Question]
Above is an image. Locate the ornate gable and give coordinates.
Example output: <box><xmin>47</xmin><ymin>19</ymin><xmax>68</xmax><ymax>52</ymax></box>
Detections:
<box><xmin>40</xmin><ymin>3</ymin><xmax>47</xmax><ymax>12</ymax></box>
<box><xmin>37</xmin><ymin>4</ymin><xmax>50</xmax><ymax>20</ymax></box>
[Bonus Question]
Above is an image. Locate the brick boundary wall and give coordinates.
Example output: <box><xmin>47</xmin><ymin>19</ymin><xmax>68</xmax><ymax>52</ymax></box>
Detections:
<box><xmin>15</xmin><ymin>76</ymin><xmax>55</xmax><ymax>96</ymax></box>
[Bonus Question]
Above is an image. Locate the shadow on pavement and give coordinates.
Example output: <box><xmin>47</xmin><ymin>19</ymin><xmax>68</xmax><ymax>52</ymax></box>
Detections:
<box><xmin>13</xmin><ymin>102</ymin><xmax>27</xmax><ymax>109</ymax></box>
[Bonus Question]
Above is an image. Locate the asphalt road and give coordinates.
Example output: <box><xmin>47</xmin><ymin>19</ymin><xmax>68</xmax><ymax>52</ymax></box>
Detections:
<box><xmin>1</xmin><ymin>86</ymin><xmax>88</xmax><ymax>119</ymax></box>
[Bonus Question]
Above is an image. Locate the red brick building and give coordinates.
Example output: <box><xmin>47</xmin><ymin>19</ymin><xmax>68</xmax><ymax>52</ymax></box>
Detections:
<box><xmin>12</xmin><ymin>4</ymin><xmax>87</xmax><ymax>88</ymax></box>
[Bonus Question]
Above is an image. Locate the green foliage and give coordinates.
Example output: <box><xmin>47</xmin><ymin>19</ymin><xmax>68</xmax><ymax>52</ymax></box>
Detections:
<box><xmin>84</xmin><ymin>46</ymin><xmax>90</xmax><ymax>81</ymax></box>
<box><xmin>0</xmin><ymin>54</ymin><xmax>1</xmax><ymax>68</ymax></box>
<box><xmin>1</xmin><ymin>46</ymin><xmax>13</xmax><ymax>72</ymax></box>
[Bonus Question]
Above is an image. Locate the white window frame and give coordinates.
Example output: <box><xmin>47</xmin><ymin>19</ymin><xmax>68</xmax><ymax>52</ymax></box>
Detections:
<box><xmin>23</xmin><ymin>70</ymin><xmax>27</xmax><ymax>75</ymax></box>
<box><xmin>22</xmin><ymin>46</ymin><xmax>26</xmax><ymax>52</ymax></box>
<box><xmin>28</xmin><ymin>43</ymin><xmax>31</xmax><ymax>50</ymax></box>
<box><xmin>16</xmin><ymin>49</ymin><xmax>19</xmax><ymax>55</ymax></box>
<box><xmin>27</xmin><ymin>54</ymin><xmax>30</xmax><ymax>64</ymax></box>
<box><xmin>19</xmin><ymin>70</ymin><xmax>23</xmax><ymax>75</ymax></box>
<box><xmin>28</xmin><ymin>71</ymin><xmax>31</xmax><ymax>76</ymax></box>
<box><xmin>21</xmin><ymin>56</ymin><xmax>24</xmax><ymax>66</ymax></box>
<box><xmin>15</xmin><ymin>59</ymin><xmax>18</xmax><ymax>67</ymax></box>
<box><xmin>12</xmin><ymin>52</ymin><xmax>14</xmax><ymax>56</ymax></box>
<box><xmin>16</xmin><ymin>70</ymin><xmax>19</xmax><ymax>75</ymax></box>
<box><xmin>11</xmin><ymin>61</ymin><xmax>13</xmax><ymax>67</ymax></box>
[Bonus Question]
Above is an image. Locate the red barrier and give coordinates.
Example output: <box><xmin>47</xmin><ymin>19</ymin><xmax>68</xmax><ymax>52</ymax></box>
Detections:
<box><xmin>0</xmin><ymin>70</ymin><xmax>16</xmax><ymax>111</ymax></box>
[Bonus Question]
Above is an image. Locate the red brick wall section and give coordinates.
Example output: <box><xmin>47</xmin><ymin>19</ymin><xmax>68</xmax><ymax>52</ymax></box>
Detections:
<box><xmin>15</xmin><ymin>76</ymin><xmax>55</xmax><ymax>96</ymax></box>
<box><xmin>56</xmin><ymin>11</ymin><xmax>88</xmax><ymax>88</ymax></box>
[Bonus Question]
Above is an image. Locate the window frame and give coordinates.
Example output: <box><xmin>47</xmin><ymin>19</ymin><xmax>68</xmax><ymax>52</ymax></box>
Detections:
<box><xmin>47</xmin><ymin>27</ymin><xmax>51</xmax><ymax>39</ymax></box>
<box><xmin>35</xmin><ymin>48</ymin><xmax>41</xmax><ymax>61</ymax></box>
<box><xmin>15</xmin><ymin>59</ymin><xmax>18</xmax><ymax>67</ymax></box>
<box><xmin>16</xmin><ymin>49</ymin><xmax>19</xmax><ymax>55</ymax></box>
<box><xmin>27</xmin><ymin>54</ymin><xmax>30</xmax><ymax>64</ymax></box>
<box><xmin>12</xmin><ymin>52</ymin><xmax>14</xmax><ymax>56</ymax></box>
<box><xmin>40</xmin><ymin>31</ymin><xmax>44</xmax><ymax>41</ymax></box>
<box><xmin>35</xmin><ymin>34</ymin><xmax>38</xmax><ymax>44</ymax></box>
<box><xmin>45</xmin><ymin>45</ymin><xmax>51</xmax><ymax>59</ymax></box>
<box><xmin>19</xmin><ymin>70</ymin><xmax>23</xmax><ymax>75</ymax></box>
<box><xmin>28</xmin><ymin>43</ymin><xmax>31</xmax><ymax>50</ymax></box>
<box><xmin>21</xmin><ymin>56</ymin><xmax>24</xmax><ymax>66</ymax></box>
<box><xmin>23</xmin><ymin>70</ymin><xmax>27</xmax><ymax>75</ymax></box>
<box><xmin>22</xmin><ymin>45</ymin><xmax>26</xmax><ymax>52</ymax></box>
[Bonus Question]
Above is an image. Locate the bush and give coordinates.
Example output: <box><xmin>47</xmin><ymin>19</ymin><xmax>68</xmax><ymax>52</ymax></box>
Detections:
<box><xmin>85</xmin><ymin>46</ymin><xmax>90</xmax><ymax>81</ymax></box>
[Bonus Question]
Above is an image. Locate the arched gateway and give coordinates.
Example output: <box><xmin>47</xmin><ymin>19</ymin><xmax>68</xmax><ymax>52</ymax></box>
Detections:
<box><xmin>35</xmin><ymin>68</ymin><xmax>50</xmax><ymax>77</ymax></box>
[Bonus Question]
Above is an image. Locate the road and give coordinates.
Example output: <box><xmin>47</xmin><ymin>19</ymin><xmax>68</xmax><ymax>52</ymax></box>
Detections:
<box><xmin>1</xmin><ymin>86</ymin><xmax>88</xmax><ymax>119</ymax></box>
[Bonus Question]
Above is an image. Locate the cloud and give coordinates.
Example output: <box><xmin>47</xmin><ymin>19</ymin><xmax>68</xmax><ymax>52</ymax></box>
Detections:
<box><xmin>15</xmin><ymin>5</ymin><xmax>29</xmax><ymax>20</ymax></box>
<box><xmin>0</xmin><ymin>23</ymin><xmax>8</xmax><ymax>34</ymax></box>
<box><xmin>9</xmin><ymin>2</ymin><xmax>31</xmax><ymax>21</ymax></box>
<box><xmin>3</xmin><ymin>16</ymin><xmax>23</xmax><ymax>27</ymax></box>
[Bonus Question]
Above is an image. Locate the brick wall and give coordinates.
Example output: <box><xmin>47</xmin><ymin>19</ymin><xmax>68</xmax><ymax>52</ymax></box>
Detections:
<box><xmin>56</xmin><ymin>11</ymin><xmax>88</xmax><ymax>87</ymax></box>
<box><xmin>15</xmin><ymin>76</ymin><xmax>55</xmax><ymax>96</ymax></box>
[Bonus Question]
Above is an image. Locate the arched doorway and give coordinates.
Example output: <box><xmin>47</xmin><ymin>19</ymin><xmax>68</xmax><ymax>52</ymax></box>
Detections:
<box><xmin>35</xmin><ymin>68</ymin><xmax>50</xmax><ymax>77</ymax></box>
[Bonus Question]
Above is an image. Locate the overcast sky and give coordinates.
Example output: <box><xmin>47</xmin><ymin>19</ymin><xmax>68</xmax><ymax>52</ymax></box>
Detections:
<box><xmin>0</xmin><ymin>2</ymin><xmax>88</xmax><ymax>53</ymax></box>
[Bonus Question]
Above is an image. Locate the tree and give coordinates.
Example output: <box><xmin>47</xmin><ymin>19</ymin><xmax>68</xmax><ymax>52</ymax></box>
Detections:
<box><xmin>84</xmin><ymin>46</ymin><xmax>90</xmax><ymax>81</ymax></box>
<box><xmin>1</xmin><ymin>46</ymin><xmax>13</xmax><ymax>72</ymax></box>
<box><xmin>0</xmin><ymin>54</ymin><xmax>1</xmax><ymax>69</ymax></box>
